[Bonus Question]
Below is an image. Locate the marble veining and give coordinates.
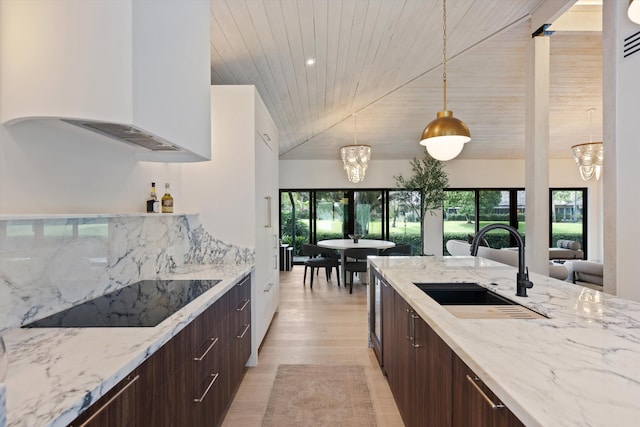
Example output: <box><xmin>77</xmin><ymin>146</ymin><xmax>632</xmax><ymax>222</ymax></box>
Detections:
<box><xmin>0</xmin><ymin>214</ymin><xmax>253</xmax><ymax>333</ymax></box>
<box><xmin>2</xmin><ymin>264</ymin><xmax>252</xmax><ymax>427</ymax></box>
<box><xmin>369</xmin><ymin>255</ymin><xmax>640</xmax><ymax>427</ymax></box>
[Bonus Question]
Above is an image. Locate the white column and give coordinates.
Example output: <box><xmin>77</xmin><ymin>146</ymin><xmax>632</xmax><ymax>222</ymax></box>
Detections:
<box><xmin>424</xmin><ymin>210</ymin><xmax>444</xmax><ymax>256</ymax></box>
<box><xmin>525</xmin><ymin>35</ymin><xmax>551</xmax><ymax>276</ymax></box>
<box><xmin>602</xmin><ymin>0</ymin><xmax>617</xmax><ymax>296</ymax></box>
<box><xmin>603</xmin><ymin>1</ymin><xmax>640</xmax><ymax>301</ymax></box>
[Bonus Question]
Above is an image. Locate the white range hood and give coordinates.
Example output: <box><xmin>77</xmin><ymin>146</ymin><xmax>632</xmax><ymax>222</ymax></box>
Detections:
<box><xmin>0</xmin><ymin>0</ymin><xmax>211</xmax><ymax>162</ymax></box>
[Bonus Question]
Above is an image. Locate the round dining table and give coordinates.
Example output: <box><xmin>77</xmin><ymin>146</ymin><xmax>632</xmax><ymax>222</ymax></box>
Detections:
<box><xmin>317</xmin><ymin>239</ymin><xmax>395</xmax><ymax>286</ymax></box>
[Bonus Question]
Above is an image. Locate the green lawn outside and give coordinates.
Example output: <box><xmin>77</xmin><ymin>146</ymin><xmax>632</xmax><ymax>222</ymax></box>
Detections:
<box><xmin>443</xmin><ymin>220</ymin><xmax>582</xmax><ymax>234</ymax></box>
<box><xmin>289</xmin><ymin>220</ymin><xmax>581</xmax><ymax>238</ymax></box>
<box><xmin>310</xmin><ymin>219</ymin><xmax>422</xmax><ymax>237</ymax></box>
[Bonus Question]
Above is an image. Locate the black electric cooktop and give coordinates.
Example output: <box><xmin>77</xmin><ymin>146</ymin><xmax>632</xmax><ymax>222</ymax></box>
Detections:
<box><xmin>23</xmin><ymin>279</ymin><xmax>222</xmax><ymax>328</ymax></box>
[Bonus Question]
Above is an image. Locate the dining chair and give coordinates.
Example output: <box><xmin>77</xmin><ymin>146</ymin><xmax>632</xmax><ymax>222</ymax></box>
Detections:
<box><xmin>380</xmin><ymin>244</ymin><xmax>413</xmax><ymax>256</ymax></box>
<box><xmin>302</xmin><ymin>244</ymin><xmax>341</xmax><ymax>289</ymax></box>
<box><xmin>343</xmin><ymin>247</ymin><xmax>379</xmax><ymax>294</ymax></box>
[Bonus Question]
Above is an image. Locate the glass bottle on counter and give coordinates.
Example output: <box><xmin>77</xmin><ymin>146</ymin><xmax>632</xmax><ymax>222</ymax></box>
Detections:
<box><xmin>146</xmin><ymin>182</ymin><xmax>160</xmax><ymax>213</ymax></box>
<box><xmin>162</xmin><ymin>182</ymin><xmax>174</xmax><ymax>213</ymax></box>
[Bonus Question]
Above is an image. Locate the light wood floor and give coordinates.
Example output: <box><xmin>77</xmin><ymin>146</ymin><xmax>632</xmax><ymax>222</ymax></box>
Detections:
<box><xmin>222</xmin><ymin>266</ymin><xmax>404</xmax><ymax>426</ymax></box>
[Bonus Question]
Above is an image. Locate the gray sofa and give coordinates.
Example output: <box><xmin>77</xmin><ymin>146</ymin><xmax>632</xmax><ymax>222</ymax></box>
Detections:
<box><xmin>564</xmin><ymin>260</ymin><xmax>603</xmax><ymax>290</ymax></box>
<box><xmin>446</xmin><ymin>240</ymin><xmax>569</xmax><ymax>281</ymax></box>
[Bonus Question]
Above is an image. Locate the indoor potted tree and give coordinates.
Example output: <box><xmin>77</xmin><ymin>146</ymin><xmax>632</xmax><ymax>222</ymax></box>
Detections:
<box><xmin>394</xmin><ymin>153</ymin><xmax>449</xmax><ymax>255</ymax></box>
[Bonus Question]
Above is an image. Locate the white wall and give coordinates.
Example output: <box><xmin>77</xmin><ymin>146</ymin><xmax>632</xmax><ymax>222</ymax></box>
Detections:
<box><xmin>181</xmin><ymin>86</ymin><xmax>256</xmax><ymax>248</ymax></box>
<box><xmin>0</xmin><ymin>120</ymin><xmax>182</xmax><ymax>215</ymax></box>
<box><xmin>280</xmin><ymin>157</ymin><xmax>602</xmax><ymax>259</ymax></box>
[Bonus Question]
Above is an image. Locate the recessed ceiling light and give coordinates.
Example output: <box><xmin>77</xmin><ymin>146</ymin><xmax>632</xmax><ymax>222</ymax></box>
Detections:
<box><xmin>306</xmin><ymin>58</ymin><xmax>316</xmax><ymax>66</ymax></box>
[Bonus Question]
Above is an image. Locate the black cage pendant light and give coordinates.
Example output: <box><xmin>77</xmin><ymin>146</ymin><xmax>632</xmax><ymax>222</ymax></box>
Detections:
<box><xmin>420</xmin><ymin>0</ymin><xmax>471</xmax><ymax>161</ymax></box>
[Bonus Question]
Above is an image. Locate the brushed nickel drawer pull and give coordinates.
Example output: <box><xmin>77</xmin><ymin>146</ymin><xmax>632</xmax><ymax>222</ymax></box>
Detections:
<box><xmin>194</xmin><ymin>373</ymin><xmax>219</xmax><ymax>403</ymax></box>
<box><xmin>411</xmin><ymin>314</ymin><xmax>421</xmax><ymax>348</ymax></box>
<box><xmin>264</xmin><ymin>283</ymin><xmax>274</xmax><ymax>293</ymax></box>
<box><xmin>237</xmin><ymin>323</ymin><xmax>250</xmax><ymax>339</ymax></box>
<box><xmin>193</xmin><ymin>337</ymin><xmax>218</xmax><ymax>361</ymax></box>
<box><xmin>237</xmin><ymin>299</ymin><xmax>250</xmax><ymax>312</ymax></box>
<box><xmin>77</xmin><ymin>375</ymin><xmax>140</xmax><ymax>426</ymax></box>
<box><xmin>265</xmin><ymin>196</ymin><xmax>272</xmax><ymax>228</ymax></box>
<box><xmin>465</xmin><ymin>375</ymin><xmax>505</xmax><ymax>410</ymax></box>
<box><xmin>405</xmin><ymin>308</ymin><xmax>411</xmax><ymax>341</ymax></box>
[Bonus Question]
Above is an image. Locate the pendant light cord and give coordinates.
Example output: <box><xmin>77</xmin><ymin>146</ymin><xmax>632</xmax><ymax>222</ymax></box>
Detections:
<box><xmin>587</xmin><ymin>108</ymin><xmax>595</xmax><ymax>143</ymax></box>
<box><xmin>353</xmin><ymin>113</ymin><xmax>357</xmax><ymax>145</ymax></box>
<box><xmin>442</xmin><ymin>0</ymin><xmax>447</xmax><ymax>111</ymax></box>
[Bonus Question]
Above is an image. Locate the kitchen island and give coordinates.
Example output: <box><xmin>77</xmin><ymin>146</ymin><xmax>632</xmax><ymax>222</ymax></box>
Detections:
<box><xmin>369</xmin><ymin>255</ymin><xmax>640</xmax><ymax>427</ymax></box>
<box><xmin>1</xmin><ymin>263</ymin><xmax>252</xmax><ymax>427</ymax></box>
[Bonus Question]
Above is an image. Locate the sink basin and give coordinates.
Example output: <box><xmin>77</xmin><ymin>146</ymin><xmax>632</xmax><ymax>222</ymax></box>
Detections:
<box><xmin>414</xmin><ymin>282</ymin><xmax>516</xmax><ymax>305</ymax></box>
<box><xmin>413</xmin><ymin>282</ymin><xmax>547</xmax><ymax>319</ymax></box>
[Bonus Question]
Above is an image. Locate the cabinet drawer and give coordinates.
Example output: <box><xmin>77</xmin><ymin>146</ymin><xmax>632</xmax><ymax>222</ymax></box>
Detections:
<box><xmin>191</xmin><ymin>292</ymin><xmax>229</xmax><ymax>352</ymax></box>
<box><xmin>230</xmin><ymin>275</ymin><xmax>251</xmax><ymax>306</ymax></box>
<box><xmin>161</xmin><ymin>341</ymin><xmax>230</xmax><ymax>427</ymax></box>
<box><xmin>452</xmin><ymin>355</ymin><xmax>525</xmax><ymax>427</ymax></box>
<box><xmin>71</xmin><ymin>372</ymin><xmax>141</xmax><ymax>427</ymax></box>
<box><xmin>192</xmin><ymin>318</ymin><xmax>228</xmax><ymax>379</ymax></box>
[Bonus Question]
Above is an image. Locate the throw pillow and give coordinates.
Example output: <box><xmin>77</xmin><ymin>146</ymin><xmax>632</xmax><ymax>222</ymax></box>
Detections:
<box><xmin>557</xmin><ymin>239</ymin><xmax>581</xmax><ymax>250</ymax></box>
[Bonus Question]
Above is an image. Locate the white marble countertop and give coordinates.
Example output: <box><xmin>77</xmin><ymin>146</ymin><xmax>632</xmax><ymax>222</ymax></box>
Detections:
<box><xmin>1</xmin><ymin>263</ymin><xmax>252</xmax><ymax>427</ymax></box>
<box><xmin>369</xmin><ymin>255</ymin><xmax>640</xmax><ymax>427</ymax></box>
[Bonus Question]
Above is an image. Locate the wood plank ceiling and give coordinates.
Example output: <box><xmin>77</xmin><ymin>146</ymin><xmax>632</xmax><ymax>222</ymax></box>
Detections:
<box><xmin>210</xmin><ymin>0</ymin><xmax>602</xmax><ymax>160</ymax></box>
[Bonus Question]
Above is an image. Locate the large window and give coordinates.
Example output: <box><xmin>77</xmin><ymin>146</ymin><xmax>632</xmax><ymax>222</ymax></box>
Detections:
<box><xmin>315</xmin><ymin>191</ymin><xmax>346</xmax><ymax>241</ymax></box>
<box><xmin>280</xmin><ymin>189</ymin><xmax>422</xmax><ymax>259</ymax></box>
<box><xmin>388</xmin><ymin>190</ymin><xmax>422</xmax><ymax>255</ymax></box>
<box><xmin>551</xmin><ymin>189</ymin><xmax>586</xmax><ymax>250</ymax></box>
<box><xmin>280</xmin><ymin>191</ymin><xmax>311</xmax><ymax>258</ymax></box>
<box><xmin>443</xmin><ymin>188</ymin><xmax>586</xmax><ymax>257</ymax></box>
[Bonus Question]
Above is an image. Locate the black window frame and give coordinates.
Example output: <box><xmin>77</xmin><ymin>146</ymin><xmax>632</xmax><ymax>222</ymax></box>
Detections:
<box><xmin>444</xmin><ymin>187</ymin><xmax>588</xmax><ymax>256</ymax></box>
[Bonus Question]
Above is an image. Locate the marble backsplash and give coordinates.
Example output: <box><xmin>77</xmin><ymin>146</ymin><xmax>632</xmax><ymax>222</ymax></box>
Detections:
<box><xmin>0</xmin><ymin>214</ymin><xmax>253</xmax><ymax>333</ymax></box>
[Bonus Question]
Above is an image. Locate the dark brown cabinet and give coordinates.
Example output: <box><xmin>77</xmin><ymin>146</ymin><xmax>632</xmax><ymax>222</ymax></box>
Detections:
<box><xmin>380</xmin><ymin>274</ymin><xmax>395</xmax><ymax>378</ymax></box>
<box><xmin>452</xmin><ymin>354</ymin><xmax>525</xmax><ymax>427</ymax></box>
<box><xmin>383</xmin><ymin>280</ymin><xmax>452</xmax><ymax>427</ymax></box>
<box><xmin>72</xmin><ymin>274</ymin><xmax>251</xmax><ymax>427</ymax></box>
<box><xmin>229</xmin><ymin>274</ymin><xmax>251</xmax><ymax>390</ymax></box>
<box><xmin>413</xmin><ymin>312</ymin><xmax>452</xmax><ymax>427</ymax></box>
<box><xmin>375</xmin><ymin>269</ymin><xmax>523</xmax><ymax>427</ymax></box>
<box><xmin>70</xmin><ymin>372</ymin><xmax>141</xmax><ymax>427</ymax></box>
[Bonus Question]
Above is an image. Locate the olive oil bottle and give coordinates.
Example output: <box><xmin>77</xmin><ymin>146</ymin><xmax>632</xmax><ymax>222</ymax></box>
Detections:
<box><xmin>161</xmin><ymin>182</ymin><xmax>174</xmax><ymax>213</ymax></box>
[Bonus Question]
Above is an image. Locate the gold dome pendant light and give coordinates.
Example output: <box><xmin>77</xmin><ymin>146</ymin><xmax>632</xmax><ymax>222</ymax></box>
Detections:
<box><xmin>420</xmin><ymin>0</ymin><xmax>470</xmax><ymax>161</ymax></box>
<box><xmin>630</xmin><ymin>0</ymin><xmax>640</xmax><ymax>24</ymax></box>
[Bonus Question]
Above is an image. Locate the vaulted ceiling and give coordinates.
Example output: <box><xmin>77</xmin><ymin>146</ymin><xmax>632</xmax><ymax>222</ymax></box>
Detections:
<box><xmin>210</xmin><ymin>0</ymin><xmax>602</xmax><ymax>160</ymax></box>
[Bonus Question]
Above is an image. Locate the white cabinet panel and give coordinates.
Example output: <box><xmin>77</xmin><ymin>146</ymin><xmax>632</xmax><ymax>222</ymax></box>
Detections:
<box><xmin>193</xmin><ymin>85</ymin><xmax>279</xmax><ymax>364</ymax></box>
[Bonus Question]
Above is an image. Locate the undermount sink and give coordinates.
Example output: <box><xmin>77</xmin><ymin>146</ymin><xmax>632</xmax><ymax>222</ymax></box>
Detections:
<box><xmin>413</xmin><ymin>282</ymin><xmax>546</xmax><ymax>319</ymax></box>
<box><xmin>414</xmin><ymin>282</ymin><xmax>516</xmax><ymax>305</ymax></box>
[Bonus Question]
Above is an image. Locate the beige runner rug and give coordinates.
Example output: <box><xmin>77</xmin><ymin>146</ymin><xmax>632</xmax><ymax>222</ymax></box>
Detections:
<box><xmin>262</xmin><ymin>364</ymin><xmax>378</xmax><ymax>427</ymax></box>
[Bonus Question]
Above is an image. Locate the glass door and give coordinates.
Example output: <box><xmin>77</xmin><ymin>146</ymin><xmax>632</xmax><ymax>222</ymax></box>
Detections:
<box><xmin>280</xmin><ymin>191</ymin><xmax>311</xmax><ymax>258</ymax></box>
<box><xmin>314</xmin><ymin>191</ymin><xmax>346</xmax><ymax>241</ymax></box>
<box><xmin>476</xmin><ymin>189</ymin><xmax>528</xmax><ymax>248</ymax></box>
<box><xmin>443</xmin><ymin>190</ymin><xmax>476</xmax><ymax>254</ymax></box>
<box><xmin>389</xmin><ymin>190</ymin><xmax>422</xmax><ymax>255</ymax></box>
<box><xmin>550</xmin><ymin>189</ymin><xmax>586</xmax><ymax>256</ymax></box>
<box><xmin>354</xmin><ymin>191</ymin><xmax>384</xmax><ymax>239</ymax></box>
